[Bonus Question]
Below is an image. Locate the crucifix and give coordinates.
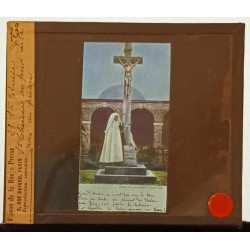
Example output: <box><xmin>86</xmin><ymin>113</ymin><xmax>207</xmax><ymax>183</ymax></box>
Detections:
<box><xmin>114</xmin><ymin>43</ymin><xmax>143</xmax><ymax>166</ymax></box>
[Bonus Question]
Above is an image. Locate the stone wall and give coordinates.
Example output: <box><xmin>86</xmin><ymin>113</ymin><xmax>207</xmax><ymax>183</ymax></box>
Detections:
<box><xmin>80</xmin><ymin>99</ymin><xmax>169</xmax><ymax>167</ymax></box>
<box><xmin>81</xmin><ymin>99</ymin><xmax>169</xmax><ymax>121</ymax></box>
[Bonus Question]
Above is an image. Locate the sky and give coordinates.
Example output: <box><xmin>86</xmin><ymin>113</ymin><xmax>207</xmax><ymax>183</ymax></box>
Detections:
<box><xmin>82</xmin><ymin>42</ymin><xmax>171</xmax><ymax>101</ymax></box>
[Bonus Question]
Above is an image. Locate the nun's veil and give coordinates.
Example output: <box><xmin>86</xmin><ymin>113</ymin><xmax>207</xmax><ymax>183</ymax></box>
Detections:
<box><xmin>104</xmin><ymin>113</ymin><xmax>120</xmax><ymax>133</ymax></box>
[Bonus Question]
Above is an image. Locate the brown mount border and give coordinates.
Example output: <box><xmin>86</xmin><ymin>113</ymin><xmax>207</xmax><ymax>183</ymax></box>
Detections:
<box><xmin>34</xmin><ymin>22</ymin><xmax>244</xmax><ymax>225</ymax></box>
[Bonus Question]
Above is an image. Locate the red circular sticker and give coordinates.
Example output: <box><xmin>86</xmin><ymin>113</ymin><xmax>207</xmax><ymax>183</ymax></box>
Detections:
<box><xmin>208</xmin><ymin>193</ymin><xmax>234</xmax><ymax>218</ymax></box>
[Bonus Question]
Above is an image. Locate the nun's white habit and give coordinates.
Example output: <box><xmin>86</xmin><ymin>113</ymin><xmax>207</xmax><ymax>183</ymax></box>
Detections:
<box><xmin>99</xmin><ymin>113</ymin><xmax>123</xmax><ymax>163</ymax></box>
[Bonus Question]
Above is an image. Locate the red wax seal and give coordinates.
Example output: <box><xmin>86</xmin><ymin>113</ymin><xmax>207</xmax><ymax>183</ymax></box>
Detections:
<box><xmin>208</xmin><ymin>193</ymin><xmax>233</xmax><ymax>218</ymax></box>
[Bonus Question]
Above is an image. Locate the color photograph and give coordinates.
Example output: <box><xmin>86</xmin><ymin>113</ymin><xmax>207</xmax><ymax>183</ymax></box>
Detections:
<box><xmin>78</xmin><ymin>42</ymin><xmax>171</xmax><ymax>212</ymax></box>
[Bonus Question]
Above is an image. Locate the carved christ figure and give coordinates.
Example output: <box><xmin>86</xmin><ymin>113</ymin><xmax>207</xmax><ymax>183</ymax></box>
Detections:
<box><xmin>118</xmin><ymin>57</ymin><xmax>140</xmax><ymax>96</ymax></box>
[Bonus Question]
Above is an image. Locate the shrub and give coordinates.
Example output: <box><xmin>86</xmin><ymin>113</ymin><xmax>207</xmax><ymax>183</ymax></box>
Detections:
<box><xmin>137</xmin><ymin>146</ymin><xmax>156</xmax><ymax>165</ymax></box>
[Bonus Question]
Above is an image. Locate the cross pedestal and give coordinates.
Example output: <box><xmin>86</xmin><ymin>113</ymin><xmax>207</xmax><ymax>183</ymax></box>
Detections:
<box><xmin>95</xmin><ymin>43</ymin><xmax>156</xmax><ymax>184</ymax></box>
<box><xmin>114</xmin><ymin>44</ymin><xmax>143</xmax><ymax>167</ymax></box>
<box><xmin>123</xmin><ymin>145</ymin><xmax>137</xmax><ymax>167</ymax></box>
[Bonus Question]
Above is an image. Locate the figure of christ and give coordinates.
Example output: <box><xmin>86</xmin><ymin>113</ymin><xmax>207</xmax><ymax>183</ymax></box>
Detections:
<box><xmin>99</xmin><ymin>113</ymin><xmax>137</xmax><ymax>164</ymax></box>
<box><xmin>118</xmin><ymin>57</ymin><xmax>140</xmax><ymax>96</ymax></box>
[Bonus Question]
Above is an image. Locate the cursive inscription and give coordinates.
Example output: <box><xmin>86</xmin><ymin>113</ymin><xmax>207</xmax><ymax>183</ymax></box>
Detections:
<box><xmin>78</xmin><ymin>184</ymin><xmax>167</xmax><ymax>213</ymax></box>
<box><xmin>5</xmin><ymin>22</ymin><xmax>34</xmax><ymax>223</ymax></box>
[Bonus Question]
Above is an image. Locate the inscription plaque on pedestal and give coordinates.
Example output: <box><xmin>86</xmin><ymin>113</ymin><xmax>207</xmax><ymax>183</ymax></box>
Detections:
<box><xmin>123</xmin><ymin>145</ymin><xmax>137</xmax><ymax>167</ymax></box>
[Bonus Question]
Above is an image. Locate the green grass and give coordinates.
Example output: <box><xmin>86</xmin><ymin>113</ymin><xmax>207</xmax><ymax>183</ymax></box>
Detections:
<box><xmin>79</xmin><ymin>169</ymin><xmax>167</xmax><ymax>186</ymax></box>
<box><xmin>80</xmin><ymin>170</ymin><xmax>97</xmax><ymax>184</ymax></box>
<box><xmin>152</xmin><ymin>171</ymin><xmax>167</xmax><ymax>186</ymax></box>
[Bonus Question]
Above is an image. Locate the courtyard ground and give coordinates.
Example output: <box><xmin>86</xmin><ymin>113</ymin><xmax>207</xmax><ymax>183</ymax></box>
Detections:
<box><xmin>79</xmin><ymin>169</ymin><xmax>167</xmax><ymax>186</ymax></box>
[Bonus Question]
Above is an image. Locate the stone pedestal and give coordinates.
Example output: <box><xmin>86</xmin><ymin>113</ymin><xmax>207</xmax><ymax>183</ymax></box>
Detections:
<box><xmin>95</xmin><ymin>143</ymin><xmax>157</xmax><ymax>184</ymax></box>
<box><xmin>123</xmin><ymin>145</ymin><xmax>137</xmax><ymax>167</ymax></box>
<box><xmin>95</xmin><ymin>164</ymin><xmax>157</xmax><ymax>184</ymax></box>
<box><xmin>105</xmin><ymin>164</ymin><xmax>147</xmax><ymax>175</ymax></box>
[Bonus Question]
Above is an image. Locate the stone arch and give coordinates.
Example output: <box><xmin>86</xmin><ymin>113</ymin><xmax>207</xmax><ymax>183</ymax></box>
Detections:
<box><xmin>90</xmin><ymin>104</ymin><xmax>120</xmax><ymax>121</ymax></box>
<box><xmin>131</xmin><ymin>108</ymin><xmax>154</xmax><ymax>146</ymax></box>
<box><xmin>151</xmin><ymin>108</ymin><xmax>168</xmax><ymax>124</ymax></box>
<box><xmin>90</xmin><ymin>107</ymin><xmax>115</xmax><ymax>145</ymax></box>
<box><xmin>89</xmin><ymin>107</ymin><xmax>115</xmax><ymax>162</ymax></box>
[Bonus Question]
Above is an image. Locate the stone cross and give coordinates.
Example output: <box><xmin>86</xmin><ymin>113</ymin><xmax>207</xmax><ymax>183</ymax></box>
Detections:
<box><xmin>114</xmin><ymin>43</ymin><xmax>143</xmax><ymax>166</ymax></box>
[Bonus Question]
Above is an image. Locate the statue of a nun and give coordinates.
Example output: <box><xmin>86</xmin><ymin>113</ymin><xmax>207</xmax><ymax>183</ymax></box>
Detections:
<box><xmin>99</xmin><ymin>113</ymin><xmax>123</xmax><ymax>163</ymax></box>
